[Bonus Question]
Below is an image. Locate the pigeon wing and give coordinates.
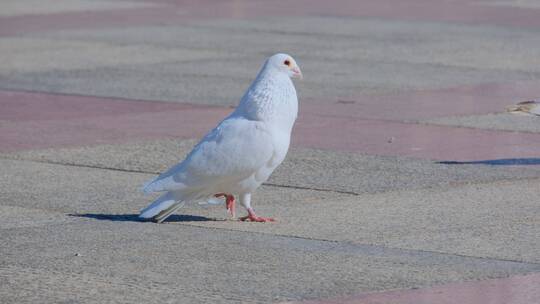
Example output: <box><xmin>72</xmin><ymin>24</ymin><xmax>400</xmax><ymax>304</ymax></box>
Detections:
<box><xmin>143</xmin><ymin>116</ymin><xmax>274</xmax><ymax>193</ymax></box>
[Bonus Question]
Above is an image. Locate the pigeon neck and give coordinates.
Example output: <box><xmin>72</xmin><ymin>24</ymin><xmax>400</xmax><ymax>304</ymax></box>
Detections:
<box><xmin>237</xmin><ymin>68</ymin><xmax>298</xmax><ymax>125</ymax></box>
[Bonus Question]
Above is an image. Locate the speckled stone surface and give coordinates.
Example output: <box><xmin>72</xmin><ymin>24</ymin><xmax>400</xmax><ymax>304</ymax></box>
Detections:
<box><xmin>2</xmin><ymin>1</ymin><xmax>540</xmax><ymax>303</ymax></box>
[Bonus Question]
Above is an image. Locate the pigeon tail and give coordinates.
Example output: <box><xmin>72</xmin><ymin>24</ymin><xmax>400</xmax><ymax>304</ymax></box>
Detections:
<box><xmin>139</xmin><ymin>192</ymin><xmax>180</xmax><ymax>220</ymax></box>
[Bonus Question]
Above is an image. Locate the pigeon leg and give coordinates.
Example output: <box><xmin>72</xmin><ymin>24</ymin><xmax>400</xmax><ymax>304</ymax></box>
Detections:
<box><xmin>238</xmin><ymin>193</ymin><xmax>275</xmax><ymax>222</ymax></box>
<box><xmin>239</xmin><ymin>208</ymin><xmax>275</xmax><ymax>222</ymax></box>
<box><xmin>215</xmin><ymin>193</ymin><xmax>235</xmax><ymax>218</ymax></box>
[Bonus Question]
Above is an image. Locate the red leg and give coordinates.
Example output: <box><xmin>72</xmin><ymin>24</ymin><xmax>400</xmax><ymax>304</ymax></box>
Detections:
<box><xmin>239</xmin><ymin>208</ymin><xmax>275</xmax><ymax>222</ymax></box>
<box><xmin>215</xmin><ymin>193</ymin><xmax>235</xmax><ymax>218</ymax></box>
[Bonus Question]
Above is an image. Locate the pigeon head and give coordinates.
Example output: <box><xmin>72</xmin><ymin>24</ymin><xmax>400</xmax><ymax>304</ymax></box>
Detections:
<box><xmin>266</xmin><ymin>53</ymin><xmax>302</xmax><ymax>80</ymax></box>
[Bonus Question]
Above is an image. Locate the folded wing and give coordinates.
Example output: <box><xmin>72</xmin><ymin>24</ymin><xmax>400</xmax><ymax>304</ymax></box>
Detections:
<box><xmin>143</xmin><ymin>117</ymin><xmax>275</xmax><ymax>194</ymax></box>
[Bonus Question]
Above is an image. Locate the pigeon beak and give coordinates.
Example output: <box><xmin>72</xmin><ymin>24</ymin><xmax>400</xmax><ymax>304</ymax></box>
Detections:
<box><xmin>291</xmin><ymin>66</ymin><xmax>303</xmax><ymax>80</ymax></box>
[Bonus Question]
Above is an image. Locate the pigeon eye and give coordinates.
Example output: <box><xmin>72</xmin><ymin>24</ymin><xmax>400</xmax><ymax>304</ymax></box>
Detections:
<box><xmin>284</xmin><ymin>60</ymin><xmax>291</xmax><ymax>67</ymax></box>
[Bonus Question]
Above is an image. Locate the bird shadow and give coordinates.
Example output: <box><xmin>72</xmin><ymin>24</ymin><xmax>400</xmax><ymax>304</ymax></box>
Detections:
<box><xmin>68</xmin><ymin>213</ymin><xmax>218</xmax><ymax>223</ymax></box>
<box><xmin>438</xmin><ymin>158</ymin><xmax>540</xmax><ymax>166</ymax></box>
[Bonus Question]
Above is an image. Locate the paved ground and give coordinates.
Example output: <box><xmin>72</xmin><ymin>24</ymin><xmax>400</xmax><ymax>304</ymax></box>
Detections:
<box><xmin>1</xmin><ymin>1</ymin><xmax>540</xmax><ymax>303</ymax></box>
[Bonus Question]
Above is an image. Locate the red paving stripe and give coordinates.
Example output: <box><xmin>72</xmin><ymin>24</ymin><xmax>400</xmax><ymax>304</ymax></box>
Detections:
<box><xmin>0</xmin><ymin>90</ymin><xmax>220</xmax><ymax>122</ymax></box>
<box><xmin>2</xmin><ymin>88</ymin><xmax>540</xmax><ymax>162</ymax></box>
<box><xmin>284</xmin><ymin>273</ymin><xmax>540</xmax><ymax>304</ymax></box>
<box><xmin>293</xmin><ymin>115</ymin><xmax>540</xmax><ymax>161</ymax></box>
<box><xmin>0</xmin><ymin>7</ymin><xmax>177</xmax><ymax>36</ymax></box>
<box><xmin>304</xmin><ymin>80</ymin><xmax>540</xmax><ymax>121</ymax></box>
<box><xmin>0</xmin><ymin>1</ymin><xmax>271</xmax><ymax>36</ymax></box>
<box><xmin>2</xmin><ymin>0</ymin><xmax>540</xmax><ymax>36</ymax></box>
<box><xmin>0</xmin><ymin>90</ymin><xmax>230</xmax><ymax>152</ymax></box>
<box><xmin>296</xmin><ymin>80</ymin><xmax>540</xmax><ymax>161</ymax></box>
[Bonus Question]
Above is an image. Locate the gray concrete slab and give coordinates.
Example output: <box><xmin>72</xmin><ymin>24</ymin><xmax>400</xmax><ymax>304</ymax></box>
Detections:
<box><xmin>0</xmin><ymin>158</ymin><xmax>151</xmax><ymax>214</ymax></box>
<box><xmin>4</xmin><ymin>58</ymin><xmax>535</xmax><ymax>106</ymax></box>
<box><xmin>0</xmin><ymin>158</ymin><xmax>349</xmax><ymax>216</ymax></box>
<box><xmin>0</xmin><ymin>205</ymin><xmax>73</xmax><ymax>229</ymax></box>
<box><xmin>32</xmin><ymin>16</ymin><xmax>540</xmax><ymax>73</ymax></box>
<box><xmin>0</xmin><ymin>37</ymin><xmax>225</xmax><ymax>74</ymax></box>
<box><xmin>1</xmin><ymin>216</ymin><xmax>539</xmax><ymax>304</ymax></box>
<box><xmin>1</xmin><ymin>155</ymin><xmax>539</xmax><ymax>303</ymax></box>
<box><xmin>3</xmin><ymin>147</ymin><xmax>539</xmax><ymax>263</ymax></box>
<box><xmin>3</xmin><ymin>17</ymin><xmax>540</xmax><ymax>105</ymax></box>
<box><xmin>4</xmin><ymin>139</ymin><xmax>540</xmax><ymax>196</ymax></box>
<box><xmin>187</xmin><ymin>178</ymin><xmax>540</xmax><ymax>264</ymax></box>
<box><xmin>422</xmin><ymin>112</ymin><xmax>540</xmax><ymax>133</ymax></box>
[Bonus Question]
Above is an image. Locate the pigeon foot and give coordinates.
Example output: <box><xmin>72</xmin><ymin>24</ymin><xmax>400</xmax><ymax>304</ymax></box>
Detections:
<box><xmin>240</xmin><ymin>208</ymin><xmax>275</xmax><ymax>222</ymax></box>
<box><xmin>215</xmin><ymin>193</ymin><xmax>235</xmax><ymax>218</ymax></box>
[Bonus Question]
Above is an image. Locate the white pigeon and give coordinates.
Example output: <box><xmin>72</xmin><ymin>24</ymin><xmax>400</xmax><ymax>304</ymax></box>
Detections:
<box><xmin>139</xmin><ymin>53</ymin><xmax>302</xmax><ymax>223</ymax></box>
<box><xmin>506</xmin><ymin>101</ymin><xmax>540</xmax><ymax>116</ymax></box>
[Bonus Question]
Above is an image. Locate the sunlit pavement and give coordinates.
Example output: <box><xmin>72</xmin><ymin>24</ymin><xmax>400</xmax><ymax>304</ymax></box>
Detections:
<box><xmin>1</xmin><ymin>1</ymin><xmax>539</xmax><ymax>303</ymax></box>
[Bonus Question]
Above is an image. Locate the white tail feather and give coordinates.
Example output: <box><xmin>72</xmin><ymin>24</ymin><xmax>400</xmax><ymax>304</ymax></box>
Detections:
<box><xmin>154</xmin><ymin>201</ymin><xmax>186</xmax><ymax>223</ymax></box>
<box><xmin>139</xmin><ymin>192</ymin><xmax>178</xmax><ymax>219</ymax></box>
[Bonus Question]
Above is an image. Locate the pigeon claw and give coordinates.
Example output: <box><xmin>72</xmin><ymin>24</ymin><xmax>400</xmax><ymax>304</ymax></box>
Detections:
<box><xmin>239</xmin><ymin>208</ymin><xmax>275</xmax><ymax>223</ymax></box>
<box><xmin>215</xmin><ymin>193</ymin><xmax>236</xmax><ymax>218</ymax></box>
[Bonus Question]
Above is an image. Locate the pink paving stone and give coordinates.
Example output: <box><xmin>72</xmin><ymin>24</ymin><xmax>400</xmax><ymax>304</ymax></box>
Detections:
<box><xmin>0</xmin><ymin>109</ymin><xmax>230</xmax><ymax>152</ymax></box>
<box><xmin>0</xmin><ymin>7</ymin><xmax>178</xmax><ymax>36</ymax></box>
<box><xmin>303</xmin><ymin>81</ymin><xmax>540</xmax><ymax>121</ymax></box>
<box><xmin>2</xmin><ymin>0</ymin><xmax>540</xmax><ymax>36</ymax></box>
<box><xmin>0</xmin><ymin>1</ymin><xmax>263</xmax><ymax>36</ymax></box>
<box><xmin>2</xmin><ymin>88</ymin><xmax>540</xmax><ymax>162</ymax></box>
<box><xmin>293</xmin><ymin>114</ymin><xmax>540</xmax><ymax>161</ymax></box>
<box><xmin>284</xmin><ymin>273</ymin><xmax>540</xmax><ymax>304</ymax></box>
<box><xmin>0</xmin><ymin>90</ymin><xmax>230</xmax><ymax>152</ymax></box>
<box><xmin>295</xmin><ymin>80</ymin><xmax>540</xmax><ymax>161</ymax></box>
<box><xmin>0</xmin><ymin>90</ymin><xmax>220</xmax><ymax>122</ymax></box>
